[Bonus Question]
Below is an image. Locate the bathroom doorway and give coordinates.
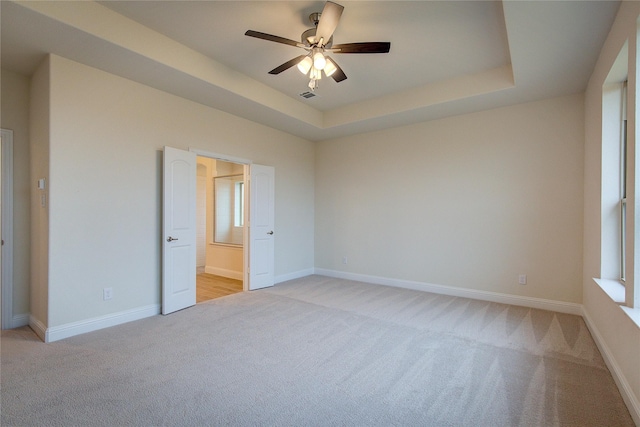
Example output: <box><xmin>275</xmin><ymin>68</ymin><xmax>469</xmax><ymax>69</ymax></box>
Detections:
<box><xmin>195</xmin><ymin>156</ymin><xmax>245</xmax><ymax>302</ymax></box>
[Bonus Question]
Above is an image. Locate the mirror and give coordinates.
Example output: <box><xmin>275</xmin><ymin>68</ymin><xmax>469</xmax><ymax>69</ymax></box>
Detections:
<box><xmin>214</xmin><ymin>174</ymin><xmax>244</xmax><ymax>245</ymax></box>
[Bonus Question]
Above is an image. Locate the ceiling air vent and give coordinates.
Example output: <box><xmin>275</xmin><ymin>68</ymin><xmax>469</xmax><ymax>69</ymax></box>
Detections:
<box><xmin>299</xmin><ymin>91</ymin><xmax>317</xmax><ymax>99</ymax></box>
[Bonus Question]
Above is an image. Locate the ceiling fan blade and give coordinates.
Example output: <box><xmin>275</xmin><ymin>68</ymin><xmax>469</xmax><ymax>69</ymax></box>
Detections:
<box><xmin>331</xmin><ymin>42</ymin><xmax>391</xmax><ymax>54</ymax></box>
<box><xmin>326</xmin><ymin>57</ymin><xmax>347</xmax><ymax>82</ymax></box>
<box><xmin>268</xmin><ymin>55</ymin><xmax>308</xmax><ymax>75</ymax></box>
<box><xmin>315</xmin><ymin>1</ymin><xmax>344</xmax><ymax>47</ymax></box>
<box><xmin>245</xmin><ymin>30</ymin><xmax>304</xmax><ymax>48</ymax></box>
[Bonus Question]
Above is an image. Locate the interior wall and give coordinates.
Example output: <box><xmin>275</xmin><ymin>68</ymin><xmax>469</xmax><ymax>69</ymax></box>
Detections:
<box><xmin>0</xmin><ymin>69</ymin><xmax>31</xmax><ymax>324</ymax></box>
<box><xmin>315</xmin><ymin>93</ymin><xmax>585</xmax><ymax>304</ymax></box>
<box><xmin>29</xmin><ymin>57</ymin><xmax>51</xmax><ymax>333</ymax></box>
<box><xmin>583</xmin><ymin>1</ymin><xmax>640</xmax><ymax>420</ymax></box>
<box><xmin>45</xmin><ymin>54</ymin><xmax>314</xmax><ymax>328</ymax></box>
<box><xmin>196</xmin><ymin>162</ymin><xmax>207</xmax><ymax>268</ymax></box>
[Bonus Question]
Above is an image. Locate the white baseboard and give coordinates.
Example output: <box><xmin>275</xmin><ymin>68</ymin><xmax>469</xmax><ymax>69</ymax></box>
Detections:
<box><xmin>205</xmin><ymin>266</ymin><xmax>243</xmax><ymax>281</ymax></box>
<box><xmin>276</xmin><ymin>268</ymin><xmax>315</xmax><ymax>284</ymax></box>
<box><xmin>582</xmin><ymin>307</ymin><xmax>640</xmax><ymax>426</ymax></box>
<box><xmin>313</xmin><ymin>268</ymin><xmax>582</xmax><ymax>315</ymax></box>
<box><xmin>44</xmin><ymin>304</ymin><xmax>160</xmax><ymax>343</ymax></box>
<box><xmin>29</xmin><ymin>315</ymin><xmax>47</xmax><ymax>342</ymax></box>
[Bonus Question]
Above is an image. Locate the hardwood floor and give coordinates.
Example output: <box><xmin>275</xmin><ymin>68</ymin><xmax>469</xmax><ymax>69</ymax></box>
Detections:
<box><xmin>196</xmin><ymin>273</ymin><xmax>243</xmax><ymax>303</ymax></box>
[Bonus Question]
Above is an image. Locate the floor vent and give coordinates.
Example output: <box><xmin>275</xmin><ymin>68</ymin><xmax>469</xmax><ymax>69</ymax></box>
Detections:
<box><xmin>299</xmin><ymin>91</ymin><xmax>317</xmax><ymax>99</ymax></box>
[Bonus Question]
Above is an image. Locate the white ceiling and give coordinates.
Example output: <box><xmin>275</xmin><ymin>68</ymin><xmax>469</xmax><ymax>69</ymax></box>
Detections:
<box><xmin>1</xmin><ymin>1</ymin><xmax>620</xmax><ymax>141</ymax></box>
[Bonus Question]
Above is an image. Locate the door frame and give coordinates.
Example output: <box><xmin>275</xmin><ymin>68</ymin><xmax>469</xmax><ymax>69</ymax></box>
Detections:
<box><xmin>190</xmin><ymin>148</ymin><xmax>251</xmax><ymax>291</ymax></box>
<box><xmin>1</xmin><ymin>129</ymin><xmax>14</xmax><ymax>329</ymax></box>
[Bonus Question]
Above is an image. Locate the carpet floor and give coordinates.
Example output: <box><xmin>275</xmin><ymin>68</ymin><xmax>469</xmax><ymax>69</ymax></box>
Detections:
<box><xmin>0</xmin><ymin>275</ymin><xmax>634</xmax><ymax>426</ymax></box>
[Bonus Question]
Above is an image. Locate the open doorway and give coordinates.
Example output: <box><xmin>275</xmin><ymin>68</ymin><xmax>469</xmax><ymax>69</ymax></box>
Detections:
<box><xmin>163</xmin><ymin>146</ymin><xmax>274</xmax><ymax>314</ymax></box>
<box><xmin>195</xmin><ymin>156</ymin><xmax>245</xmax><ymax>303</ymax></box>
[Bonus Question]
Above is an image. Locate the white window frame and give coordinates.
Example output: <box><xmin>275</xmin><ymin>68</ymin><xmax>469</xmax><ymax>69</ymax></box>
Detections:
<box><xmin>621</xmin><ymin>80</ymin><xmax>628</xmax><ymax>283</ymax></box>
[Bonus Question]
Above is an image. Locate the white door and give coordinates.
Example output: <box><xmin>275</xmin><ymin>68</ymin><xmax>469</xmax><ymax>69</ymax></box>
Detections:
<box><xmin>248</xmin><ymin>164</ymin><xmax>275</xmax><ymax>290</ymax></box>
<box><xmin>162</xmin><ymin>146</ymin><xmax>197</xmax><ymax>314</ymax></box>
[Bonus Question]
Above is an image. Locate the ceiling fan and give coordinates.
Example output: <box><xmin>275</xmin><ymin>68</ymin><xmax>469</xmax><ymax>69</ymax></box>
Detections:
<box><xmin>245</xmin><ymin>1</ymin><xmax>390</xmax><ymax>91</ymax></box>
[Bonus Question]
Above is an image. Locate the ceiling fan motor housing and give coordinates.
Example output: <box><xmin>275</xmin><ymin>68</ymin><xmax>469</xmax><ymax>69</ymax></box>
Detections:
<box><xmin>302</xmin><ymin>27</ymin><xmax>333</xmax><ymax>48</ymax></box>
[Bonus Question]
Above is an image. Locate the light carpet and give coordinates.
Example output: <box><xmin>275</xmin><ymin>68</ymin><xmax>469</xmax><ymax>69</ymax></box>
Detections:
<box><xmin>1</xmin><ymin>275</ymin><xmax>634</xmax><ymax>426</ymax></box>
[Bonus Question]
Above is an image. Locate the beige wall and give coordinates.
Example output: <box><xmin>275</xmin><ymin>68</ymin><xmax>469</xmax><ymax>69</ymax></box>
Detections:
<box><xmin>29</xmin><ymin>57</ymin><xmax>51</xmax><ymax>333</ymax></box>
<box><xmin>0</xmin><ymin>68</ymin><xmax>31</xmax><ymax>325</ymax></box>
<box><xmin>583</xmin><ymin>1</ymin><xmax>640</xmax><ymax>422</ymax></box>
<box><xmin>196</xmin><ymin>161</ymin><xmax>208</xmax><ymax>268</ymax></box>
<box><xmin>316</xmin><ymin>93</ymin><xmax>585</xmax><ymax>304</ymax></box>
<box><xmin>207</xmin><ymin>245</ymin><xmax>243</xmax><ymax>280</ymax></box>
<box><xmin>45</xmin><ymin>54</ymin><xmax>314</xmax><ymax>327</ymax></box>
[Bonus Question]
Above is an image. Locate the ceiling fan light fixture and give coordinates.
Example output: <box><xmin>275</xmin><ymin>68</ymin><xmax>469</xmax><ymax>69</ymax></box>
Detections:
<box><xmin>297</xmin><ymin>56</ymin><xmax>313</xmax><ymax>74</ymax></box>
<box><xmin>312</xmin><ymin>50</ymin><xmax>326</xmax><ymax>70</ymax></box>
<box><xmin>323</xmin><ymin>57</ymin><xmax>337</xmax><ymax>77</ymax></box>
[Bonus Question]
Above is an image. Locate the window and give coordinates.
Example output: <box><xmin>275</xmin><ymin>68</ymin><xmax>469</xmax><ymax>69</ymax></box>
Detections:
<box><xmin>602</xmin><ymin>80</ymin><xmax>626</xmax><ymax>282</ymax></box>
<box><xmin>601</xmin><ymin>32</ymin><xmax>639</xmax><ymax>311</ymax></box>
<box><xmin>620</xmin><ymin>80</ymin><xmax>628</xmax><ymax>283</ymax></box>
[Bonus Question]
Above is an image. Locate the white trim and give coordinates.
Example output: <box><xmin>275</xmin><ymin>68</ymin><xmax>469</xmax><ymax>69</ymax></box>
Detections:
<box><xmin>313</xmin><ymin>268</ymin><xmax>583</xmax><ymax>315</ymax></box>
<box><xmin>189</xmin><ymin>148</ymin><xmax>251</xmax><ymax>165</ymax></box>
<box><xmin>275</xmin><ymin>268</ymin><xmax>315</xmax><ymax>284</ymax></box>
<box><xmin>1</xmin><ymin>129</ymin><xmax>14</xmax><ymax>330</ymax></box>
<box><xmin>204</xmin><ymin>266</ymin><xmax>243</xmax><ymax>281</ymax></box>
<box><xmin>44</xmin><ymin>304</ymin><xmax>160</xmax><ymax>343</ymax></box>
<box><xmin>593</xmin><ymin>278</ymin><xmax>626</xmax><ymax>303</ymax></box>
<box><xmin>620</xmin><ymin>304</ymin><xmax>640</xmax><ymax>326</ymax></box>
<box><xmin>594</xmin><ymin>278</ymin><xmax>640</xmax><ymax>327</ymax></box>
<box><xmin>582</xmin><ymin>307</ymin><xmax>640</xmax><ymax>426</ymax></box>
<box><xmin>29</xmin><ymin>315</ymin><xmax>46</xmax><ymax>342</ymax></box>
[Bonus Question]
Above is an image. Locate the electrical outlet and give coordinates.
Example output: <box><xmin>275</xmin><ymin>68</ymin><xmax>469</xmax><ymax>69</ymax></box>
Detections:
<box><xmin>342</xmin><ymin>256</ymin><xmax>348</xmax><ymax>265</ymax></box>
<box><xmin>518</xmin><ymin>274</ymin><xmax>527</xmax><ymax>285</ymax></box>
<box><xmin>103</xmin><ymin>287</ymin><xmax>113</xmax><ymax>300</ymax></box>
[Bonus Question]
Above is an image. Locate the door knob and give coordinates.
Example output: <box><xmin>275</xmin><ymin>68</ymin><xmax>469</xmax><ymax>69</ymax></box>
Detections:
<box><xmin>267</xmin><ymin>231</ymin><xmax>274</xmax><ymax>235</ymax></box>
<box><xmin>167</xmin><ymin>236</ymin><xmax>178</xmax><ymax>242</ymax></box>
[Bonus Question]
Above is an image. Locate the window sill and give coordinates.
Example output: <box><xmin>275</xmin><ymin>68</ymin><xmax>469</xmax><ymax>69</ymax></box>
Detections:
<box><xmin>593</xmin><ymin>278</ymin><xmax>640</xmax><ymax>329</ymax></box>
<box><xmin>620</xmin><ymin>305</ymin><xmax>640</xmax><ymax>327</ymax></box>
<box><xmin>593</xmin><ymin>278</ymin><xmax>626</xmax><ymax>303</ymax></box>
